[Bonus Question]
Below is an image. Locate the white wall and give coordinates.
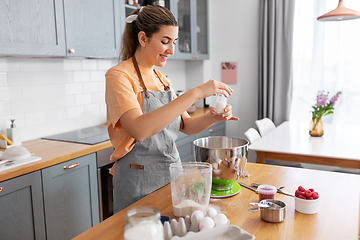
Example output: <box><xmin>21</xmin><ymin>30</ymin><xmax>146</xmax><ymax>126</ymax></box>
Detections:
<box><xmin>209</xmin><ymin>0</ymin><xmax>260</xmax><ymax>139</ymax></box>
<box><xmin>0</xmin><ymin>58</ymin><xmax>113</xmax><ymax>141</ymax></box>
<box><xmin>0</xmin><ymin>58</ymin><xmax>186</xmax><ymax>142</ymax></box>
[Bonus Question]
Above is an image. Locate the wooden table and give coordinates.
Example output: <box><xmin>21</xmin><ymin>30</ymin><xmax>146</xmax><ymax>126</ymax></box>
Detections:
<box><xmin>73</xmin><ymin>163</ymin><xmax>360</xmax><ymax>240</ymax></box>
<box><xmin>249</xmin><ymin>121</ymin><xmax>360</xmax><ymax>170</ymax></box>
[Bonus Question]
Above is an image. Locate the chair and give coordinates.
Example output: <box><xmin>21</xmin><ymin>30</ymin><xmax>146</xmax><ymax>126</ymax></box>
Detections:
<box><xmin>255</xmin><ymin>118</ymin><xmax>276</xmax><ymax>137</ymax></box>
<box><xmin>244</xmin><ymin>128</ymin><xmax>261</xmax><ymax>144</ymax></box>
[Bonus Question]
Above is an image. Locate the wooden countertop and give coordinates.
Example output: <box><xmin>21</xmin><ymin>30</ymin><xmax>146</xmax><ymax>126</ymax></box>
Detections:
<box><xmin>0</xmin><ymin>108</ymin><xmax>210</xmax><ymax>182</ymax></box>
<box><xmin>0</xmin><ymin>138</ymin><xmax>113</xmax><ymax>182</ymax></box>
<box><xmin>73</xmin><ymin>163</ymin><xmax>360</xmax><ymax>240</ymax></box>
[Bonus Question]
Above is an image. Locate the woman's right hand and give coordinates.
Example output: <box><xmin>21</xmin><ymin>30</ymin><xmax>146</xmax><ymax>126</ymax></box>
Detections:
<box><xmin>195</xmin><ymin>80</ymin><xmax>233</xmax><ymax>99</ymax></box>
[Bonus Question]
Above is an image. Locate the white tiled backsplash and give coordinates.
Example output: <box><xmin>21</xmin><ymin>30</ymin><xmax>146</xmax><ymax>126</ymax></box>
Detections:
<box><xmin>0</xmin><ymin>57</ymin><xmax>186</xmax><ymax>142</ymax></box>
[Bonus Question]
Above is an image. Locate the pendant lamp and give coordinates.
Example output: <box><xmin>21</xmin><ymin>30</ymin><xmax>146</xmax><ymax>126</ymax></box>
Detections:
<box><xmin>317</xmin><ymin>0</ymin><xmax>360</xmax><ymax>21</ymax></box>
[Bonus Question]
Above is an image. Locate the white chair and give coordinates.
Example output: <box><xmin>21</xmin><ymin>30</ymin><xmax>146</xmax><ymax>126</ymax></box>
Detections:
<box><xmin>255</xmin><ymin>118</ymin><xmax>276</xmax><ymax>137</ymax></box>
<box><xmin>244</xmin><ymin>128</ymin><xmax>261</xmax><ymax>144</ymax></box>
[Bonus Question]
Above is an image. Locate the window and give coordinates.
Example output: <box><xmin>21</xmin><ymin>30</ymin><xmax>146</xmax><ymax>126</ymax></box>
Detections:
<box><xmin>290</xmin><ymin>0</ymin><xmax>360</xmax><ymax>125</ymax></box>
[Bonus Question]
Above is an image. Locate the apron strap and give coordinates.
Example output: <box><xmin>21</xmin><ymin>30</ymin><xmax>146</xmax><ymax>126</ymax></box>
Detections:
<box><xmin>132</xmin><ymin>55</ymin><xmax>150</xmax><ymax>98</ymax></box>
<box><xmin>153</xmin><ymin>70</ymin><xmax>170</xmax><ymax>92</ymax></box>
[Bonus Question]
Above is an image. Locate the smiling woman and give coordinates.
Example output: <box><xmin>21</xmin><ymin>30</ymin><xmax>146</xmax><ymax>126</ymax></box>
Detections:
<box><xmin>105</xmin><ymin>5</ymin><xmax>239</xmax><ymax>213</ymax></box>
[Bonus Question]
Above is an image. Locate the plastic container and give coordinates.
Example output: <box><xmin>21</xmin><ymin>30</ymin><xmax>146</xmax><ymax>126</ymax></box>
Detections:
<box><xmin>258</xmin><ymin>185</ymin><xmax>277</xmax><ymax>202</ymax></box>
<box><xmin>295</xmin><ymin>196</ymin><xmax>319</xmax><ymax>214</ymax></box>
<box><xmin>214</xmin><ymin>94</ymin><xmax>227</xmax><ymax>114</ymax></box>
<box><xmin>123</xmin><ymin>206</ymin><xmax>164</xmax><ymax>240</ymax></box>
<box><xmin>170</xmin><ymin>162</ymin><xmax>212</xmax><ymax>217</ymax></box>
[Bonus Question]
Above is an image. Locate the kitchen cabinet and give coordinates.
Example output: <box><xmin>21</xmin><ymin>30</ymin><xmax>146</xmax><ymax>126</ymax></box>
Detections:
<box><xmin>42</xmin><ymin>153</ymin><xmax>99</xmax><ymax>240</ymax></box>
<box><xmin>173</xmin><ymin>0</ymin><xmax>209</xmax><ymax>60</ymax></box>
<box><xmin>0</xmin><ymin>0</ymin><xmax>65</xmax><ymax>56</ymax></box>
<box><xmin>63</xmin><ymin>0</ymin><xmax>121</xmax><ymax>58</ymax></box>
<box><xmin>195</xmin><ymin>122</ymin><xmax>225</xmax><ymax>139</ymax></box>
<box><xmin>0</xmin><ymin>171</ymin><xmax>46</xmax><ymax>240</ymax></box>
<box><xmin>0</xmin><ymin>0</ymin><xmax>121</xmax><ymax>58</ymax></box>
<box><xmin>176</xmin><ymin>132</ymin><xmax>195</xmax><ymax>162</ymax></box>
<box><xmin>176</xmin><ymin>122</ymin><xmax>225</xmax><ymax>162</ymax></box>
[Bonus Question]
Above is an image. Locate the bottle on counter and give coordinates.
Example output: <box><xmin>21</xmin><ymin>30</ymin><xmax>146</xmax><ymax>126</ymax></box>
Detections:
<box><xmin>7</xmin><ymin>119</ymin><xmax>21</xmax><ymax>146</ymax></box>
<box><xmin>123</xmin><ymin>206</ymin><xmax>164</xmax><ymax>240</ymax></box>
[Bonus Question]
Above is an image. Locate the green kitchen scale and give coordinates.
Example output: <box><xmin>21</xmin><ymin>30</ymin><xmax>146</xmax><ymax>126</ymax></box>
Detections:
<box><xmin>210</xmin><ymin>178</ymin><xmax>241</xmax><ymax>198</ymax></box>
<box><xmin>191</xmin><ymin>178</ymin><xmax>241</xmax><ymax>198</ymax></box>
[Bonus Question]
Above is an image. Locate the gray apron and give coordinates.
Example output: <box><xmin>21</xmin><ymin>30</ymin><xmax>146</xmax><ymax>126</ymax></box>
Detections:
<box><xmin>113</xmin><ymin>57</ymin><xmax>181</xmax><ymax>213</ymax></box>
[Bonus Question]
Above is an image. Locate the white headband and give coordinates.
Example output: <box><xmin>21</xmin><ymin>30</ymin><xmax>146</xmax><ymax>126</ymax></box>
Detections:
<box><xmin>125</xmin><ymin>7</ymin><xmax>144</xmax><ymax>24</ymax></box>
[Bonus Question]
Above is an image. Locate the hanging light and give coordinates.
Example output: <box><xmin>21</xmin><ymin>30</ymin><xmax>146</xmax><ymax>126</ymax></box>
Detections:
<box><xmin>317</xmin><ymin>0</ymin><xmax>360</xmax><ymax>21</ymax></box>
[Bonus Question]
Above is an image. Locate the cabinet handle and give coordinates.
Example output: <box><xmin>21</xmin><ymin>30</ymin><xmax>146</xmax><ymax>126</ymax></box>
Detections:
<box><xmin>63</xmin><ymin>162</ymin><xmax>79</xmax><ymax>169</ymax></box>
<box><xmin>209</xmin><ymin>129</ymin><xmax>215</xmax><ymax>133</ymax></box>
<box><xmin>68</xmin><ymin>48</ymin><xmax>75</xmax><ymax>54</ymax></box>
<box><xmin>0</xmin><ymin>187</ymin><xmax>3</xmax><ymax>192</ymax></box>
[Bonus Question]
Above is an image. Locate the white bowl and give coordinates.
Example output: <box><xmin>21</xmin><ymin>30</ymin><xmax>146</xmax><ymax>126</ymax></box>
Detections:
<box><xmin>295</xmin><ymin>196</ymin><xmax>319</xmax><ymax>214</ymax></box>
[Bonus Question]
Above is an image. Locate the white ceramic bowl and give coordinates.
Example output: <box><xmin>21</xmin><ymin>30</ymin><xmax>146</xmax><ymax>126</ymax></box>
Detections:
<box><xmin>295</xmin><ymin>196</ymin><xmax>319</xmax><ymax>214</ymax></box>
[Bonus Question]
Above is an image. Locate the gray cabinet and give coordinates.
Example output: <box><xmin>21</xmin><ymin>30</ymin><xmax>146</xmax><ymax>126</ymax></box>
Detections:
<box><xmin>63</xmin><ymin>0</ymin><xmax>121</xmax><ymax>58</ymax></box>
<box><xmin>196</xmin><ymin>122</ymin><xmax>226</xmax><ymax>139</ymax></box>
<box><xmin>0</xmin><ymin>0</ymin><xmax>66</xmax><ymax>56</ymax></box>
<box><xmin>42</xmin><ymin>153</ymin><xmax>99</xmax><ymax>240</ymax></box>
<box><xmin>0</xmin><ymin>0</ymin><xmax>121</xmax><ymax>58</ymax></box>
<box><xmin>173</xmin><ymin>0</ymin><xmax>209</xmax><ymax>60</ymax></box>
<box><xmin>176</xmin><ymin>132</ymin><xmax>195</xmax><ymax>162</ymax></box>
<box><xmin>0</xmin><ymin>153</ymin><xmax>100</xmax><ymax>240</ymax></box>
<box><xmin>176</xmin><ymin>122</ymin><xmax>225</xmax><ymax>162</ymax></box>
<box><xmin>0</xmin><ymin>171</ymin><xmax>46</xmax><ymax>240</ymax></box>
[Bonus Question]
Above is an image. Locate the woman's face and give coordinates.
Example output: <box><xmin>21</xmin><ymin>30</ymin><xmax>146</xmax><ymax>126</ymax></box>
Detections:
<box><xmin>141</xmin><ymin>25</ymin><xmax>178</xmax><ymax>68</ymax></box>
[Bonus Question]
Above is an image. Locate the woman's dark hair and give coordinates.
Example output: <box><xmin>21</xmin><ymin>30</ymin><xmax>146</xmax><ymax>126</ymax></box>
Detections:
<box><xmin>119</xmin><ymin>5</ymin><xmax>178</xmax><ymax>61</ymax></box>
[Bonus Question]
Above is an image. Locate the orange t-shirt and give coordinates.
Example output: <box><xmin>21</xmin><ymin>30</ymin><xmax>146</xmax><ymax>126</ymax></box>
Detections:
<box><xmin>105</xmin><ymin>60</ymin><xmax>174</xmax><ymax>172</ymax></box>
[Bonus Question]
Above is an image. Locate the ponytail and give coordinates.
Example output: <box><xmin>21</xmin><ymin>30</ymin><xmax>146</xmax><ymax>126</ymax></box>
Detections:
<box><xmin>119</xmin><ymin>5</ymin><xmax>178</xmax><ymax>61</ymax></box>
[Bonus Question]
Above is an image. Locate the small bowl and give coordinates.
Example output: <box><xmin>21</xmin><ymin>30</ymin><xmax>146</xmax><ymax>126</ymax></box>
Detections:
<box><xmin>295</xmin><ymin>196</ymin><xmax>319</xmax><ymax>214</ymax></box>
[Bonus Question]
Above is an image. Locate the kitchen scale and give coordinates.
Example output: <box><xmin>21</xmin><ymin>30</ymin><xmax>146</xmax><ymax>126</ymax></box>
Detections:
<box><xmin>210</xmin><ymin>179</ymin><xmax>241</xmax><ymax>198</ymax></box>
<box><xmin>190</xmin><ymin>178</ymin><xmax>241</xmax><ymax>199</ymax></box>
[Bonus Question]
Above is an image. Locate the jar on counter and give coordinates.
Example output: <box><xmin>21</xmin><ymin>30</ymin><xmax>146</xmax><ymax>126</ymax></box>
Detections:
<box><xmin>123</xmin><ymin>206</ymin><xmax>164</xmax><ymax>240</ymax></box>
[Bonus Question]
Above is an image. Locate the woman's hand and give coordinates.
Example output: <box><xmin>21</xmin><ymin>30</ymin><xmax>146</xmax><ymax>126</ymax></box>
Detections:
<box><xmin>194</xmin><ymin>80</ymin><xmax>233</xmax><ymax>99</ymax></box>
<box><xmin>209</xmin><ymin>104</ymin><xmax>239</xmax><ymax>122</ymax></box>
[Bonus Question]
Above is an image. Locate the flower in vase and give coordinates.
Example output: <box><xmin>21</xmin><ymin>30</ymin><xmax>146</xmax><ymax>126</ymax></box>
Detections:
<box><xmin>311</xmin><ymin>91</ymin><xmax>341</xmax><ymax>120</ymax></box>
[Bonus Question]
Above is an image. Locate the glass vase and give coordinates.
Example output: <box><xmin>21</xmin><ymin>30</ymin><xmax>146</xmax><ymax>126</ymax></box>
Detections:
<box><xmin>309</xmin><ymin>118</ymin><xmax>324</xmax><ymax>137</ymax></box>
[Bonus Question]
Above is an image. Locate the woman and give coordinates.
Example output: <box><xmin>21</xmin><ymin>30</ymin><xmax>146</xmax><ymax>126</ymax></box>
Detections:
<box><xmin>105</xmin><ymin>5</ymin><xmax>239</xmax><ymax>213</ymax></box>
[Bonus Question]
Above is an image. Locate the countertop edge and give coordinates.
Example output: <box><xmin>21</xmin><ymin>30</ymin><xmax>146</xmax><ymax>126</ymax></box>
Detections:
<box><xmin>0</xmin><ymin>140</ymin><xmax>113</xmax><ymax>182</ymax></box>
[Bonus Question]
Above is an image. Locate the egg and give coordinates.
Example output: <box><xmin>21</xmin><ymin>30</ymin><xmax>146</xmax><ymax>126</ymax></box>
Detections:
<box><xmin>213</xmin><ymin>213</ymin><xmax>229</xmax><ymax>226</ymax></box>
<box><xmin>190</xmin><ymin>210</ymin><xmax>204</xmax><ymax>223</ymax></box>
<box><xmin>205</xmin><ymin>207</ymin><xmax>218</xmax><ymax>219</ymax></box>
<box><xmin>199</xmin><ymin>216</ymin><xmax>215</xmax><ymax>231</ymax></box>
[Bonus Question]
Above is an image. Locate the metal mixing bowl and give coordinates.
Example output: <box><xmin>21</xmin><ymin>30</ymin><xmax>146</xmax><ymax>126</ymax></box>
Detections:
<box><xmin>193</xmin><ymin>136</ymin><xmax>249</xmax><ymax>191</ymax></box>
